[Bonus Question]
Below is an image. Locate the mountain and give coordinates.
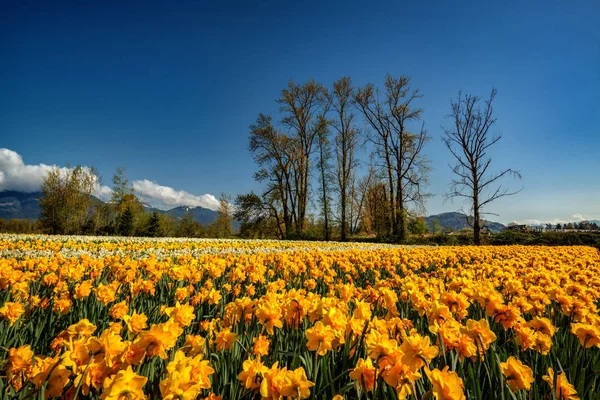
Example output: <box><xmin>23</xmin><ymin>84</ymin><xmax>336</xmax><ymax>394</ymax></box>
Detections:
<box><xmin>0</xmin><ymin>190</ymin><xmax>221</xmax><ymax>226</ymax></box>
<box><xmin>425</xmin><ymin>212</ymin><xmax>506</xmax><ymax>233</ymax></box>
<box><xmin>166</xmin><ymin>206</ymin><xmax>219</xmax><ymax>226</ymax></box>
<box><xmin>0</xmin><ymin>191</ymin><xmax>42</xmax><ymax>219</ymax></box>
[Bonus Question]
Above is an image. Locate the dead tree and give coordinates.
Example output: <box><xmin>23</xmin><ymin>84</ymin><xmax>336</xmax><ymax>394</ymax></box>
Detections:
<box><xmin>443</xmin><ymin>88</ymin><xmax>522</xmax><ymax>245</ymax></box>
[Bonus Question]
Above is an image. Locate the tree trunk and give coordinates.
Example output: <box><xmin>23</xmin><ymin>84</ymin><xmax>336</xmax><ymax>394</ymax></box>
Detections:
<box><xmin>323</xmin><ymin>211</ymin><xmax>329</xmax><ymax>241</ymax></box>
<box><xmin>297</xmin><ymin>159</ymin><xmax>309</xmax><ymax>235</ymax></box>
<box><xmin>385</xmin><ymin>150</ymin><xmax>396</xmax><ymax>236</ymax></box>
<box><xmin>473</xmin><ymin>191</ymin><xmax>481</xmax><ymax>245</ymax></box>
<box><xmin>396</xmin><ymin>159</ymin><xmax>407</xmax><ymax>242</ymax></box>
<box><xmin>320</xmin><ymin>149</ymin><xmax>330</xmax><ymax>241</ymax></box>
<box><xmin>396</xmin><ymin>184</ymin><xmax>407</xmax><ymax>242</ymax></box>
<box><xmin>340</xmin><ymin>189</ymin><xmax>347</xmax><ymax>241</ymax></box>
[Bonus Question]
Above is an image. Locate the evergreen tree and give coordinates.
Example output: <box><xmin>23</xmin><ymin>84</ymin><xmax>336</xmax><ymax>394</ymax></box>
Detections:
<box><xmin>146</xmin><ymin>211</ymin><xmax>160</xmax><ymax>237</ymax></box>
<box><xmin>118</xmin><ymin>207</ymin><xmax>135</xmax><ymax>236</ymax></box>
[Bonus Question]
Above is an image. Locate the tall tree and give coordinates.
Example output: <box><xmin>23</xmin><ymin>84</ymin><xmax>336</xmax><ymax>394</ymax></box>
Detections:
<box><xmin>111</xmin><ymin>167</ymin><xmax>133</xmax><ymax>210</ymax></box>
<box><xmin>118</xmin><ymin>207</ymin><xmax>134</xmax><ymax>236</ymax></box>
<box><xmin>356</xmin><ymin>75</ymin><xmax>430</xmax><ymax>241</ymax></box>
<box><xmin>278</xmin><ymin>79</ymin><xmax>325</xmax><ymax>234</ymax></box>
<box><xmin>328</xmin><ymin>77</ymin><xmax>360</xmax><ymax>241</ymax></box>
<box><xmin>443</xmin><ymin>88</ymin><xmax>522</xmax><ymax>245</ymax></box>
<box><xmin>315</xmin><ymin>114</ymin><xmax>334</xmax><ymax>240</ymax></box>
<box><xmin>110</xmin><ymin>167</ymin><xmax>143</xmax><ymax>233</ymax></box>
<box><xmin>249</xmin><ymin>114</ymin><xmax>296</xmax><ymax>237</ymax></box>
<box><xmin>146</xmin><ymin>211</ymin><xmax>161</xmax><ymax>237</ymax></box>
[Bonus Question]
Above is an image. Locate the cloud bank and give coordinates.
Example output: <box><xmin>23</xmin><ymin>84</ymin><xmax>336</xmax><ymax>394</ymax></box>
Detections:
<box><xmin>0</xmin><ymin>148</ymin><xmax>219</xmax><ymax>211</ymax></box>
<box><xmin>0</xmin><ymin>148</ymin><xmax>64</xmax><ymax>193</ymax></box>
<box><xmin>0</xmin><ymin>148</ymin><xmax>112</xmax><ymax>198</ymax></box>
<box><xmin>511</xmin><ymin>214</ymin><xmax>597</xmax><ymax>226</ymax></box>
<box><xmin>571</xmin><ymin>213</ymin><xmax>585</xmax><ymax>221</ymax></box>
<box><xmin>132</xmin><ymin>179</ymin><xmax>220</xmax><ymax>211</ymax></box>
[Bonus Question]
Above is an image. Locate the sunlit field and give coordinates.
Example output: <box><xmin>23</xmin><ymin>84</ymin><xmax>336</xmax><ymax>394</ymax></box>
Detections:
<box><xmin>1</xmin><ymin>235</ymin><xmax>599</xmax><ymax>399</ymax></box>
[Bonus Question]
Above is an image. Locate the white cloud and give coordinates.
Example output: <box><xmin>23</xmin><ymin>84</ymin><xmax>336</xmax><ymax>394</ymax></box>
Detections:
<box><xmin>523</xmin><ymin>219</ymin><xmax>542</xmax><ymax>225</ymax></box>
<box><xmin>0</xmin><ymin>148</ymin><xmax>112</xmax><ymax>199</ymax></box>
<box><xmin>0</xmin><ymin>148</ymin><xmax>219</xmax><ymax>210</ymax></box>
<box><xmin>93</xmin><ymin>184</ymin><xmax>113</xmax><ymax>199</ymax></box>
<box><xmin>547</xmin><ymin>218</ymin><xmax>567</xmax><ymax>225</ymax></box>
<box><xmin>0</xmin><ymin>148</ymin><xmax>63</xmax><ymax>192</ymax></box>
<box><xmin>132</xmin><ymin>179</ymin><xmax>220</xmax><ymax>211</ymax></box>
<box><xmin>511</xmin><ymin>214</ymin><xmax>597</xmax><ymax>226</ymax></box>
<box><xmin>571</xmin><ymin>213</ymin><xmax>585</xmax><ymax>221</ymax></box>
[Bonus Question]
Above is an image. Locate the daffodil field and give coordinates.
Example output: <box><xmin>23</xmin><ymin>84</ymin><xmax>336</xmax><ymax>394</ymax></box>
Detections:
<box><xmin>0</xmin><ymin>235</ymin><xmax>599</xmax><ymax>399</ymax></box>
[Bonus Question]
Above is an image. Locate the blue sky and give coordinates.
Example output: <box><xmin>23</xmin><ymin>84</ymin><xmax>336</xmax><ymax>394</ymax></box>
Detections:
<box><xmin>1</xmin><ymin>0</ymin><xmax>598</xmax><ymax>223</ymax></box>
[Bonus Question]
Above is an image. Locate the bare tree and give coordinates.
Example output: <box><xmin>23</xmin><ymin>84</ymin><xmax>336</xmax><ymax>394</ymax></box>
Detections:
<box><xmin>328</xmin><ymin>77</ymin><xmax>360</xmax><ymax>241</ymax></box>
<box><xmin>278</xmin><ymin>79</ymin><xmax>325</xmax><ymax>234</ymax></box>
<box><xmin>314</xmin><ymin>113</ymin><xmax>334</xmax><ymax>240</ymax></box>
<box><xmin>355</xmin><ymin>75</ymin><xmax>430</xmax><ymax>241</ymax></box>
<box><xmin>249</xmin><ymin>114</ymin><xmax>297</xmax><ymax>237</ymax></box>
<box><xmin>443</xmin><ymin>88</ymin><xmax>522</xmax><ymax>245</ymax></box>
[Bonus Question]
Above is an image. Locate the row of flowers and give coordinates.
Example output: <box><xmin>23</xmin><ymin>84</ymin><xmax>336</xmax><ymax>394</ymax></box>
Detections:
<box><xmin>0</xmin><ymin>236</ymin><xmax>599</xmax><ymax>399</ymax></box>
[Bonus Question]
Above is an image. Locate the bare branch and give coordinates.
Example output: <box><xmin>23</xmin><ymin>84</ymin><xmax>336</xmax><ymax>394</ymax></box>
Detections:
<box><xmin>442</xmin><ymin>88</ymin><xmax>522</xmax><ymax>244</ymax></box>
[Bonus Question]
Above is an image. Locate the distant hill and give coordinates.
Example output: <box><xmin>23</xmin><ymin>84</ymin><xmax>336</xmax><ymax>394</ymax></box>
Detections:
<box><xmin>2</xmin><ymin>191</ymin><xmax>587</xmax><ymax>233</ymax></box>
<box><xmin>0</xmin><ymin>191</ymin><xmax>42</xmax><ymax>219</ymax></box>
<box><xmin>0</xmin><ymin>190</ymin><xmax>220</xmax><ymax>226</ymax></box>
<box><xmin>425</xmin><ymin>212</ymin><xmax>506</xmax><ymax>233</ymax></box>
<box><xmin>166</xmin><ymin>206</ymin><xmax>219</xmax><ymax>226</ymax></box>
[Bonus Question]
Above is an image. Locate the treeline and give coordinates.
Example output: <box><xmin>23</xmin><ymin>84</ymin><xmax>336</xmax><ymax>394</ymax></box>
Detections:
<box><xmin>234</xmin><ymin>75</ymin><xmax>520</xmax><ymax>243</ymax></box>
<box><xmin>26</xmin><ymin>167</ymin><xmax>234</xmax><ymax>238</ymax></box>
<box><xmin>0</xmin><ymin>218</ymin><xmax>42</xmax><ymax>234</ymax></box>
<box><xmin>393</xmin><ymin>231</ymin><xmax>600</xmax><ymax>249</ymax></box>
<box><xmin>553</xmin><ymin>222</ymin><xmax>600</xmax><ymax>231</ymax></box>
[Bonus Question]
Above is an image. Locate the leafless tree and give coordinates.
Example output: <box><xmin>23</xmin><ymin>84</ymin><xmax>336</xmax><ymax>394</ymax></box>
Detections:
<box><xmin>278</xmin><ymin>79</ymin><xmax>325</xmax><ymax>234</ymax></box>
<box><xmin>443</xmin><ymin>88</ymin><xmax>522</xmax><ymax>245</ymax></box>
<box><xmin>249</xmin><ymin>114</ymin><xmax>297</xmax><ymax>237</ymax></box>
<box><xmin>327</xmin><ymin>77</ymin><xmax>360</xmax><ymax>241</ymax></box>
<box><xmin>355</xmin><ymin>75</ymin><xmax>430</xmax><ymax>241</ymax></box>
<box><xmin>314</xmin><ymin>112</ymin><xmax>334</xmax><ymax>240</ymax></box>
